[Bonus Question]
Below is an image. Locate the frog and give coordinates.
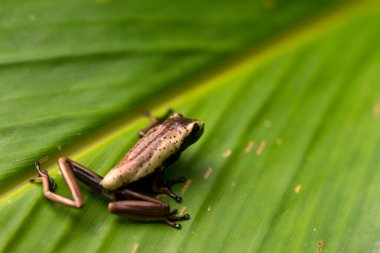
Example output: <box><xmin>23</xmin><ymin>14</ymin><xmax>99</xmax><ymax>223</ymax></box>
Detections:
<box><xmin>30</xmin><ymin>110</ymin><xmax>204</xmax><ymax>229</ymax></box>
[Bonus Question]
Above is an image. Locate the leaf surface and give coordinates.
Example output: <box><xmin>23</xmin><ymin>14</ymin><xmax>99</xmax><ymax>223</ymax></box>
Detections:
<box><xmin>1</xmin><ymin>1</ymin><xmax>380</xmax><ymax>252</ymax></box>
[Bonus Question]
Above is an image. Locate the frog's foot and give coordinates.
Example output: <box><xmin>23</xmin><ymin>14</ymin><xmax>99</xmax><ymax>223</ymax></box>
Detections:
<box><xmin>166</xmin><ymin>210</ymin><xmax>190</xmax><ymax>229</ymax></box>
<box><xmin>169</xmin><ymin>209</ymin><xmax>190</xmax><ymax>220</ymax></box>
<box><xmin>144</xmin><ymin>109</ymin><xmax>174</xmax><ymax>124</ymax></box>
<box><xmin>159</xmin><ymin>187</ymin><xmax>182</xmax><ymax>203</ymax></box>
<box><xmin>29</xmin><ymin>162</ymin><xmax>57</xmax><ymax>192</ymax></box>
<box><xmin>163</xmin><ymin>176</ymin><xmax>186</xmax><ymax>188</ymax></box>
<box><xmin>138</xmin><ymin>109</ymin><xmax>174</xmax><ymax>137</ymax></box>
<box><xmin>152</xmin><ymin>167</ymin><xmax>184</xmax><ymax>203</ymax></box>
<box><xmin>160</xmin><ymin>176</ymin><xmax>186</xmax><ymax>202</ymax></box>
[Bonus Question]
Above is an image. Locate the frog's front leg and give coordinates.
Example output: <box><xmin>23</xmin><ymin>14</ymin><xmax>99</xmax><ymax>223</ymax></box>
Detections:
<box><xmin>138</xmin><ymin>109</ymin><xmax>173</xmax><ymax>137</ymax></box>
<box><xmin>152</xmin><ymin>166</ymin><xmax>185</xmax><ymax>203</ymax></box>
<box><xmin>110</xmin><ymin>188</ymin><xmax>190</xmax><ymax>229</ymax></box>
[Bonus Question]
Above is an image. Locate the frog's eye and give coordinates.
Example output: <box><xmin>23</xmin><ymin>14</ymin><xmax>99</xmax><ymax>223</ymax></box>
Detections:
<box><xmin>182</xmin><ymin>121</ymin><xmax>204</xmax><ymax>148</ymax></box>
<box><xmin>188</xmin><ymin>122</ymin><xmax>204</xmax><ymax>142</ymax></box>
<box><xmin>192</xmin><ymin>123</ymin><xmax>200</xmax><ymax>133</ymax></box>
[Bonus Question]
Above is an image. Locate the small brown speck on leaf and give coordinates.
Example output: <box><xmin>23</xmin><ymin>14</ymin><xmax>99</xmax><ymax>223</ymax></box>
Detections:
<box><xmin>256</xmin><ymin>140</ymin><xmax>267</xmax><ymax>155</ymax></box>
<box><xmin>372</xmin><ymin>102</ymin><xmax>380</xmax><ymax>118</ymax></box>
<box><xmin>207</xmin><ymin>205</ymin><xmax>211</xmax><ymax>212</ymax></box>
<box><xmin>181</xmin><ymin>179</ymin><xmax>192</xmax><ymax>194</ymax></box>
<box><xmin>130</xmin><ymin>243</ymin><xmax>139</xmax><ymax>253</ymax></box>
<box><xmin>318</xmin><ymin>240</ymin><xmax>323</xmax><ymax>253</ymax></box>
<box><xmin>204</xmin><ymin>167</ymin><xmax>213</xmax><ymax>179</ymax></box>
<box><xmin>294</xmin><ymin>184</ymin><xmax>302</xmax><ymax>193</ymax></box>
<box><xmin>179</xmin><ymin>207</ymin><xmax>186</xmax><ymax>216</ymax></box>
<box><xmin>57</xmin><ymin>145</ymin><xmax>62</xmax><ymax>151</ymax></box>
<box><xmin>275</xmin><ymin>138</ymin><xmax>283</xmax><ymax>145</ymax></box>
<box><xmin>244</xmin><ymin>140</ymin><xmax>254</xmax><ymax>153</ymax></box>
<box><xmin>222</xmin><ymin>149</ymin><xmax>232</xmax><ymax>158</ymax></box>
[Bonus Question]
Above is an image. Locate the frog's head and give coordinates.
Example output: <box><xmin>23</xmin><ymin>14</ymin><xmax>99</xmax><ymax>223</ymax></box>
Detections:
<box><xmin>170</xmin><ymin>113</ymin><xmax>204</xmax><ymax>150</ymax></box>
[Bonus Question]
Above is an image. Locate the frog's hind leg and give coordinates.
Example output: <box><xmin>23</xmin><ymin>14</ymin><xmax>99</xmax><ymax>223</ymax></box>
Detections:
<box><xmin>138</xmin><ymin>109</ymin><xmax>174</xmax><ymax>137</ymax></box>
<box><xmin>30</xmin><ymin>157</ymin><xmax>112</xmax><ymax>208</ymax></box>
<box><xmin>30</xmin><ymin>159</ymin><xmax>85</xmax><ymax>208</ymax></box>
<box><xmin>111</xmin><ymin>189</ymin><xmax>190</xmax><ymax>229</ymax></box>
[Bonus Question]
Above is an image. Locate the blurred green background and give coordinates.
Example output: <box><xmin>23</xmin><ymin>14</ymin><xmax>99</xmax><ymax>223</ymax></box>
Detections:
<box><xmin>1</xmin><ymin>0</ymin><xmax>380</xmax><ymax>252</ymax></box>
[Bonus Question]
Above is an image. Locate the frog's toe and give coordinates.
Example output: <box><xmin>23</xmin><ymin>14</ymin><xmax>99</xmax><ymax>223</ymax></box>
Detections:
<box><xmin>163</xmin><ymin>176</ymin><xmax>186</xmax><ymax>187</ymax></box>
<box><xmin>168</xmin><ymin>212</ymin><xmax>190</xmax><ymax>221</ymax></box>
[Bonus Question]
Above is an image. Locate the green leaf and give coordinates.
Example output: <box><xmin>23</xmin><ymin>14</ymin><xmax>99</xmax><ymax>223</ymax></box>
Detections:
<box><xmin>1</xmin><ymin>0</ymin><xmax>380</xmax><ymax>252</ymax></box>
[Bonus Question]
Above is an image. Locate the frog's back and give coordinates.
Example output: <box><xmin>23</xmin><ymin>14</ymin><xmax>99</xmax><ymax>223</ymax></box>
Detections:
<box><xmin>101</xmin><ymin>121</ymin><xmax>187</xmax><ymax>190</ymax></box>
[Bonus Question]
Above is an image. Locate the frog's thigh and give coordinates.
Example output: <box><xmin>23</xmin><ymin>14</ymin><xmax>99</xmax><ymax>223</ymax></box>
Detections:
<box><xmin>108</xmin><ymin>200</ymin><xmax>170</xmax><ymax>220</ymax></box>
